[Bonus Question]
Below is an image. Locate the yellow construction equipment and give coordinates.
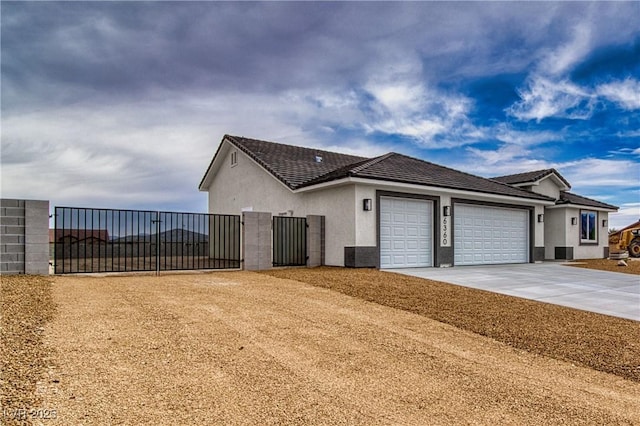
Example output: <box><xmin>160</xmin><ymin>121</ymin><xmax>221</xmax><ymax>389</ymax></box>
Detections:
<box><xmin>613</xmin><ymin>226</ymin><xmax>640</xmax><ymax>258</ymax></box>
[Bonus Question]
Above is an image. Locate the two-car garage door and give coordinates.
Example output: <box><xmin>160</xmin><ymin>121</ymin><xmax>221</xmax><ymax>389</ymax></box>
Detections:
<box><xmin>454</xmin><ymin>204</ymin><xmax>529</xmax><ymax>266</ymax></box>
<box><xmin>379</xmin><ymin>197</ymin><xmax>529</xmax><ymax>268</ymax></box>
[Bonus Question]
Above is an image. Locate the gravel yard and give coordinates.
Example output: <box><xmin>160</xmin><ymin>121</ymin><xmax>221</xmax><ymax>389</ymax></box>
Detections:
<box><xmin>264</xmin><ymin>267</ymin><xmax>640</xmax><ymax>382</ymax></box>
<box><xmin>566</xmin><ymin>258</ymin><xmax>640</xmax><ymax>275</ymax></box>
<box><xmin>2</xmin><ymin>270</ymin><xmax>640</xmax><ymax>425</ymax></box>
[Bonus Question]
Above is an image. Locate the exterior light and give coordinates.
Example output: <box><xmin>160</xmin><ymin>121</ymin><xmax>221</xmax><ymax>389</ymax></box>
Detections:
<box><xmin>602</xmin><ymin>219</ymin><xmax>608</xmax><ymax>227</ymax></box>
<box><xmin>363</xmin><ymin>199</ymin><xmax>372</xmax><ymax>211</ymax></box>
<box><xmin>571</xmin><ymin>217</ymin><xmax>577</xmax><ymax>225</ymax></box>
<box><xmin>538</xmin><ymin>214</ymin><xmax>544</xmax><ymax>223</ymax></box>
<box><xmin>443</xmin><ymin>206</ymin><xmax>450</xmax><ymax>217</ymax></box>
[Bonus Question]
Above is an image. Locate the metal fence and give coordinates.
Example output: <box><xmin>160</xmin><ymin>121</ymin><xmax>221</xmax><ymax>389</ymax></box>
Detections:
<box><xmin>273</xmin><ymin>216</ymin><xmax>307</xmax><ymax>267</ymax></box>
<box><xmin>53</xmin><ymin>207</ymin><xmax>240</xmax><ymax>274</ymax></box>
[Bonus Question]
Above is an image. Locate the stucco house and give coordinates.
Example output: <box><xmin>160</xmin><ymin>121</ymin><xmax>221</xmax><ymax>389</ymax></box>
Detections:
<box><xmin>199</xmin><ymin>135</ymin><xmax>617</xmax><ymax>268</ymax></box>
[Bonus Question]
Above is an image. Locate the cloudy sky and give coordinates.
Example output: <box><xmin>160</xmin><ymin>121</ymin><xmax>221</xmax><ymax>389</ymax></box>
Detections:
<box><xmin>2</xmin><ymin>1</ymin><xmax>639</xmax><ymax>229</ymax></box>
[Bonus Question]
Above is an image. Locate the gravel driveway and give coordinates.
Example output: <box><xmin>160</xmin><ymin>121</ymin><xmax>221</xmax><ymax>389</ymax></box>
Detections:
<box><xmin>28</xmin><ymin>271</ymin><xmax>639</xmax><ymax>425</ymax></box>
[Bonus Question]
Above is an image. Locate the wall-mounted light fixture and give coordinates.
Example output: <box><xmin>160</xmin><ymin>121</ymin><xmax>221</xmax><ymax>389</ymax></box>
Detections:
<box><xmin>602</xmin><ymin>219</ymin><xmax>608</xmax><ymax>227</ymax></box>
<box><xmin>538</xmin><ymin>214</ymin><xmax>544</xmax><ymax>223</ymax></box>
<box><xmin>363</xmin><ymin>198</ymin><xmax>372</xmax><ymax>211</ymax></box>
<box><xmin>571</xmin><ymin>217</ymin><xmax>577</xmax><ymax>225</ymax></box>
<box><xmin>443</xmin><ymin>206</ymin><xmax>450</xmax><ymax>217</ymax></box>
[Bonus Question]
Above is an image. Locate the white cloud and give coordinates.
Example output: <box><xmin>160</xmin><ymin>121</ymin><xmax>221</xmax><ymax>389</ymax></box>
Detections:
<box><xmin>494</xmin><ymin>126</ymin><xmax>560</xmax><ymax>146</ymax></box>
<box><xmin>561</xmin><ymin>158</ymin><xmax>640</xmax><ymax>189</ymax></box>
<box><xmin>362</xmin><ymin>79</ymin><xmax>482</xmax><ymax>148</ymax></box>
<box><xmin>466</xmin><ymin>145</ymin><xmax>531</xmax><ymax>167</ymax></box>
<box><xmin>507</xmin><ymin>77</ymin><xmax>595</xmax><ymax>122</ymax></box>
<box><xmin>596</xmin><ymin>78</ymin><xmax>640</xmax><ymax>110</ymax></box>
<box><xmin>540</xmin><ymin>23</ymin><xmax>592</xmax><ymax>76</ymax></box>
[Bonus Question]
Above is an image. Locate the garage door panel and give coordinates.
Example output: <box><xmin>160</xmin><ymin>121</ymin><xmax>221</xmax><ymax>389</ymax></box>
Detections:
<box><xmin>454</xmin><ymin>204</ymin><xmax>528</xmax><ymax>266</ymax></box>
<box><xmin>380</xmin><ymin>197</ymin><xmax>432</xmax><ymax>269</ymax></box>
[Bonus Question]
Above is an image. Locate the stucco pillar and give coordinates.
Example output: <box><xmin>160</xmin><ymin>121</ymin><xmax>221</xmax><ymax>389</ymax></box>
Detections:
<box><xmin>306</xmin><ymin>215</ymin><xmax>325</xmax><ymax>267</ymax></box>
<box><xmin>25</xmin><ymin>200</ymin><xmax>50</xmax><ymax>274</ymax></box>
<box><xmin>242</xmin><ymin>211</ymin><xmax>272</xmax><ymax>271</ymax></box>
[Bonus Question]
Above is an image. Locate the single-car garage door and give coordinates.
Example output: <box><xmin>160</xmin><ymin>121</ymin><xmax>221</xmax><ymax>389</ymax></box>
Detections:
<box><xmin>380</xmin><ymin>197</ymin><xmax>432</xmax><ymax>268</ymax></box>
<box><xmin>454</xmin><ymin>204</ymin><xmax>528</xmax><ymax>266</ymax></box>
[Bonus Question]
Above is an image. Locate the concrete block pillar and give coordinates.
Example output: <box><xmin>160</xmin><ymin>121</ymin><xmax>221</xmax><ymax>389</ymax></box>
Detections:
<box><xmin>242</xmin><ymin>211</ymin><xmax>272</xmax><ymax>271</ymax></box>
<box><xmin>1</xmin><ymin>199</ymin><xmax>50</xmax><ymax>275</ymax></box>
<box><xmin>1</xmin><ymin>199</ymin><xmax>26</xmax><ymax>274</ymax></box>
<box><xmin>306</xmin><ymin>215</ymin><xmax>325</xmax><ymax>267</ymax></box>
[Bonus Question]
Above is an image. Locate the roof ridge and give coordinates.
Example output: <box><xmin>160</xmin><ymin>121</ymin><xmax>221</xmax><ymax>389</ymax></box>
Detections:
<box><xmin>386</xmin><ymin>153</ymin><xmax>555</xmax><ymax>201</ymax></box>
<box><xmin>560</xmin><ymin>191</ymin><xmax>618</xmax><ymax>210</ymax></box>
<box><xmin>226</xmin><ymin>134</ymin><xmax>367</xmax><ymax>159</ymax></box>
<box><xmin>491</xmin><ymin>168</ymin><xmax>571</xmax><ymax>189</ymax></box>
<box><xmin>492</xmin><ymin>168</ymin><xmax>553</xmax><ymax>181</ymax></box>
<box><xmin>348</xmin><ymin>152</ymin><xmax>395</xmax><ymax>174</ymax></box>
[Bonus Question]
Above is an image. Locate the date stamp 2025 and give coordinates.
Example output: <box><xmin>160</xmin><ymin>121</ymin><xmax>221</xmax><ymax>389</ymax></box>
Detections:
<box><xmin>2</xmin><ymin>407</ymin><xmax>58</xmax><ymax>421</ymax></box>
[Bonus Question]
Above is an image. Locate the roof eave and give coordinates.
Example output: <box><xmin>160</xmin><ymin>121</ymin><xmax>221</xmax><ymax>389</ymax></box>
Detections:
<box><xmin>295</xmin><ymin>176</ymin><xmax>556</xmax><ymax>205</ymax></box>
<box><xmin>547</xmin><ymin>203</ymin><xmax>618</xmax><ymax>212</ymax></box>
<box><xmin>198</xmin><ymin>135</ymin><xmax>233</xmax><ymax>191</ymax></box>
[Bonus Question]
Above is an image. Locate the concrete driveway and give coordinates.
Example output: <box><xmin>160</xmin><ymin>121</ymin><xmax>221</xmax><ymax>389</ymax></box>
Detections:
<box><xmin>389</xmin><ymin>262</ymin><xmax>640</xmax><ymax>321</ymax></box>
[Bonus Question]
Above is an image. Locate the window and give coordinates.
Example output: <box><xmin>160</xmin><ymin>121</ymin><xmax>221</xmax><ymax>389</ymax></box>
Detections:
<box><xmin>230</xmin><ymin>151</ymin><xmax>238</xmax><ymax>167</ymax></box>
<box><xmin>580</xmin><ymin>210</ymin><xmax>597</xmax><ymax>243</ymax></box>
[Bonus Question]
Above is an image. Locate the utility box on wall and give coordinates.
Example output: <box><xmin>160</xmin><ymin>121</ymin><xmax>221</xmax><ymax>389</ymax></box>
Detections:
<box><xmin>1</xmin><ymin>199</ymin><xmax>50</xmax><ymax>275</ymax></box>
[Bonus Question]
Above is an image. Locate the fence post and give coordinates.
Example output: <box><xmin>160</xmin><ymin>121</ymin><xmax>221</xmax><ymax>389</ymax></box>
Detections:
<box><xmin>306</xmin><ymin>215</ymin><xmax>325</xmax><ymax>267</ymax></box>
<box><xmin>242</xmin><ymin>211</ymin><xmax>272</xmax><ymax>271</ymax></box>
<box><xmin>24</xmin><ymin>200</ymin><xmax>50</xmax><ymax>274</ymax></box>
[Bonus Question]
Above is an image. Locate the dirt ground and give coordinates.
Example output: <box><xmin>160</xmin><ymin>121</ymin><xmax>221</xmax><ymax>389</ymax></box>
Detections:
<box><xmin>0</xmin><ymin>275</ymin><xmax>55</xmax><ymax>423</ymax></box>
<box><xmin>264</xmin><ymin>267</ymin><xmax>640</xmax><ymax>382</ymax></box>
<box><xmin>2</xmin><ymin>272</ymin><xmax>640</xmax><ymax>425</ymax></box>
<box><xmin>566</xmin><ymin>257</ymin><xmax>640</xmax><ymax>275</ymax></box>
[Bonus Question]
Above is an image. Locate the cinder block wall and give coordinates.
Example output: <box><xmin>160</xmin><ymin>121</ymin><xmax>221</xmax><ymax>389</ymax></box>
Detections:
<box><xmin>0</xmin><ymin>199</ymin><xmax>50</xmax><ymax>275</ymax></box>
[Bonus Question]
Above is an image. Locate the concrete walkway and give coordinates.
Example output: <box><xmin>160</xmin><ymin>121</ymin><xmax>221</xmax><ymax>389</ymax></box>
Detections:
<box><xmin>388</xmin><ymin>263</ymin><xmax>640</xmax><ymax>321</ymax></box>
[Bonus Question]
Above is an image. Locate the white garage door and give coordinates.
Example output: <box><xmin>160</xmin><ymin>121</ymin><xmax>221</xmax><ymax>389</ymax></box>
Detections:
<box><xmin>454</xmin><ymin>204</ymin><xmax>528</xmax><ymax>266</ymax></box>
<box><xmin>380</xmin><ymin>197</ymin><xmax>432</xmax><ymax>268</ymax></box>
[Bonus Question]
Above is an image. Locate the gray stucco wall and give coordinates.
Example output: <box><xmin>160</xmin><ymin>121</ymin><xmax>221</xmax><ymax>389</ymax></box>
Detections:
<box><xmin>1</xmin><ymin>199</ymin><xmax>50</xmax><ymax>275</ymax></box>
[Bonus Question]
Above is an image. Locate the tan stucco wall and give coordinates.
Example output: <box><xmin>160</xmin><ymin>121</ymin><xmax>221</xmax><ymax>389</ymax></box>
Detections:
<box><xmin>354</xmin><ymin>185</ymin><xmax>377</xmax><ymax>246</ymax></box>
<box><xmin>352</xmin><ymin>183</ymin><xmax>546</xmax><ymax>251</ymax></box>
<box><xmin>544</xmin><ymin>207</ymin><xmax>609</xmax><ymax>259</ymax></box>
<box><xmin>571</xmin><ymin>208</ymin><xmax>609</xmax><ymax>259</ymax></box>
<box><xmin>206</xmin><ymin>146</ymin><xmax>355</xmax><ymax>266</ymax></box>
<box><xmin>544</xmin><ymin>208</ymin><xmax>567</xmax><ymax>259</ymax></box>
<box><xmin>204</xmin><ymin>143</ymin><xmax>550</xmax><ymax>266</ymax></box>
<box><xmin>533</xmin><ymin>178</ymin><xmax>561</xmax><ymax>200</ymax></box>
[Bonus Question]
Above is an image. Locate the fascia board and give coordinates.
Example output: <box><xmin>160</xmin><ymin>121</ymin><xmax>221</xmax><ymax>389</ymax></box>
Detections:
<box><xmin>198</xmin><ymin>138</ymin><xmax>232</xmax><ymax>191</ymax></box>
<box><xmin>546</xmin><ymin>203</ymin><xmax>618</xmax><ymax>212</ymax></box>
<box><xmin>295</xmin><ymin>177</ymin><xmax>555</xmax><ymax>206</ymax></box>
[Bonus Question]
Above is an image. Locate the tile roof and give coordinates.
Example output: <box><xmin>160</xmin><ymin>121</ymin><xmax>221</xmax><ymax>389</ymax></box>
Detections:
<box><xmin>557</xmin><ymin>192</ymin><xmax>618</xmax><ymax>210</ymax></box>
<box><xmin>492</xmin><ymin>168</ymin><xmax>571</xmax><ymax>189</ymax></box>
<box><xmin>226</xmin><ymin>135</ymin><xmax>367</xmax><ymax>189</ymax></box>
<box><xmin>222</xmin><ymin>135</ymin><xmax>553</xmax><ymax>201</ymax></box>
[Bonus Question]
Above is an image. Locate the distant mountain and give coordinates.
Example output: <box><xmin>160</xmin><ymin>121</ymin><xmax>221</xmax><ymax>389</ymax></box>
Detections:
<box><xmin>113</xmin><ymin>229</ymin><xmax>209</xmax><ymax>243</ymax></box>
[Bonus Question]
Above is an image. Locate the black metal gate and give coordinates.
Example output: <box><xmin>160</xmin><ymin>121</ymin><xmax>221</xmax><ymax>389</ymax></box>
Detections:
<box><xmin>53</xmin><ymin>207</ymin><xmax>240</xmax><ymax>274</ymax></box>
<box><xmin>273</xmin><ymin>216</ymin><xmax>307</xmax><ymax>266</ymax></box>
